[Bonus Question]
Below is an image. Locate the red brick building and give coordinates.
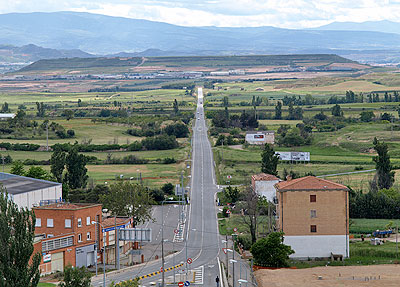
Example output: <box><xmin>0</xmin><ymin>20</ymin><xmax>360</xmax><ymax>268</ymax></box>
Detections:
<box><xmin>33</xmin><ymin>203</ymin><xmax>102</xmax><ymax>274</ymax></box>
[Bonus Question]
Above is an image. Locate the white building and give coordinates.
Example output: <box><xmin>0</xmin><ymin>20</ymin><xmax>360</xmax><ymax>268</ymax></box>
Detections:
<box><xmin>245</xmin><ymin>131</ymin><xmax>275</xmax><ymax>145</ymax></box>
<box><xmin>251</xmin><ymin>173</ymin><xmax>280</xmax><ymax>202</ymax></box>
<box><xmin>0</xmin><ymin>172</ymin><xmax>62</xmax><ymax>209</ymax></box>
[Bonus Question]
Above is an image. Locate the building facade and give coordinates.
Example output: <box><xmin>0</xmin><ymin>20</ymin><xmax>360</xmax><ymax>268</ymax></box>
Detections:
<box><xmin>245</xmin><ymin>131</ymin><xmax>275</xmax><ymax>145</ymax></box>
<box><xmin>102</xmin><ymin>217</ymin><xmax>133</xmax><ymax>264</ymax></box>
<box><xmin>275</xmin><ymin>176</ymin><xmax>349</xmax><ymax>259</ymax></box>
<box><xmin>251</xmin><ymin>173</ymin><xmax>280</xmax><ymax>202</ymax></box>
<box><xmin>33</xmin><ymin>203</ymin><xmax>102</xmax><ymax>274</ymax></box>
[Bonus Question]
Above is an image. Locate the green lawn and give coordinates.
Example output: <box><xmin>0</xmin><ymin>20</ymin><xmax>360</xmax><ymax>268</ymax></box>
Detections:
<box><xmin>350</xmin><ymin>218</ymin><xmax>400</xmax><ymax>234</ymax></box>
<box><xmin>38</xmin><ymin>283</ymin><xmax>56</xmax><ymax>287</ymax></box>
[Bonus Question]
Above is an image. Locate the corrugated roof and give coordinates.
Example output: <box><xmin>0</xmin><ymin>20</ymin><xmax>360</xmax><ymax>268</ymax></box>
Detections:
<box><xmin>252</xmin><ymin>173</ymin><xmax>280</xmax><ymax>181</ymax></box>
<box><xmin>0</xmin><ymin>172</ymin><xmax>61</xmax><ymax>195</ymax></box>
<box><xmin>275</xmin><ymin>176</ymin><xmax>348</xmax><ymax>191</ymax></box>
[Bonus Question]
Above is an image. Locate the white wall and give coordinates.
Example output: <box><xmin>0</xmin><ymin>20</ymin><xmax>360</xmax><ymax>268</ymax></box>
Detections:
<box><xmin>284</xmin><ymin>235</ymin><xmax>349</xmax><ymax>258</ymax></box>
<box><xmin>254</xmin><ymin>180</ymin><xmax>279</xmax><ymax>202</ymax></box>
<box><xmin>13</xmin><ymin>185</ymin><xmax>62</xmax><ymax>209</ymax></box>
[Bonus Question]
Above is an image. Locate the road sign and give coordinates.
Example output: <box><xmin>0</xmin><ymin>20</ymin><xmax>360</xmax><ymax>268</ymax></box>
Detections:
<box><xmin>185</xmin><ymin>281</ymin><xmax>191</xmax><ymax>286</ymax></box>
<box><xmin>233</xmin><ymin>227</ymin><xmax>238</xmax><ymax>232</ymax></box>
<box><xmin>226</xmin><ymin>209</ymin><xmax>231</xmax><ymax>214</ymax></box>
<box><xmin>222</xmin><ymin>248</ymin><xmax>227</xmax><ymax>254</ymax></box>
<box><xmin>174</xmin><ymin>229</ymin><xmax>179</xmax><ymax>234</ymax></box>
<box><xmin>160</xmin><ymin>267</ymin><xmax>163</xmax><ymax>272</ymax></box>
<box><xmin>187</xmin><ymin>258</ymin><xmax>192</xmax><ymax>264</ymax></box>
<box><xmin>118</xmin><ymin>228</ymin><xmax>152</xmax><ymax>242</ymax></box>
<box><xmin>227</xmin><ymin>175</ymin><xmax>232</xmax><ymax>179</ymax></box>
<box><xmin>178</xmin><ymin>282</ymin><xmax>184</xmax><ymax>287</ymax></box>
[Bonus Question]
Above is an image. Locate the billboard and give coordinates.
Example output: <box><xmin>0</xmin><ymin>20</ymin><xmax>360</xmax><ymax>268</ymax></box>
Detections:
<box><xmin>246</xmin><ymin>133</ymin><xmax>266</xmax><ymax>142</ymax></box>
<box><xmin>119</xmin><ymin>228</ymin><xmax>152</xmax><ymax>242</ymax></box>
<box><xmin>275</xmin><ymin>151</ymin><xmax>310</xmax><ymax>162</ymax></box>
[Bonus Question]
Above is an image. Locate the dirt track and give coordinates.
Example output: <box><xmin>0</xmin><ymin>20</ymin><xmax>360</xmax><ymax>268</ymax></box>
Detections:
<box><xmin>255</xmin><ymin>265</ymin><xmax>400</xmax><ymax>287</ymax></box>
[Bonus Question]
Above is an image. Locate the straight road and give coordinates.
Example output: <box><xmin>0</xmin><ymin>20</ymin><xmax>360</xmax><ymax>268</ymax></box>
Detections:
<box><xmin>92</xmin><ymin>88</ymin><xmax>221</xmax><ymax>286</ymax></box>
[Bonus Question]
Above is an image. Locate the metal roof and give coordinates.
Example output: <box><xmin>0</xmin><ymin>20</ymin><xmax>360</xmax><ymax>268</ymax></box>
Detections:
<box><xmin>0</xmin><ymin>172</ymin><xmax>61</xmax><ymax>195</ymax></box>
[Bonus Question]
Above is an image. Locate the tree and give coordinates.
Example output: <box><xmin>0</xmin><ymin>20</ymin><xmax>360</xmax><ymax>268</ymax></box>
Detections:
<box><xmin>373</xmin><ymin>138</ymin><xmax>395</xmax><ymax>189</ymax></box>
<box><xmin>274</xmin><ymin>101</ymin><xmax>282</xmax><ymax>120</ymax></box>
<box><xmin>65</xmin><ymin>146</ymin><xmax>88</xmax><ymax>189</ymax></box>
<box><xmin>161</xmin><ymin>183</ymin><xmax>174</xmax><ymax>195</ymax></box>
<box><xmin>36</xmin><ymin>102</ymin><xmax>45</xmax><ymax>117</ymax></box>
<box><xmin>225</xmin><ymin>186</ymin><xmax>240</xmax><ymax>203</ymax></box>
<box><xmin>173</xmin><ymin>99</ymin><xmax>179</xmax><ymax>115</ymax></box>
<box><xmin>360</xmin><ymin>111</ymin><xmax>375</xmax><ymax>122</ymax></box>
<box><xmin>26</xmin><ymin>166</ymin><xmax>51</xmax><ymax>180</ymax></box>
<box><xmin>250</xmin><ymin>232</ymin><xmax>294</xmax><ymax>267</ymax></box>
<box><xmin>100</xmin><ymin>181</ymin><xmax>153</xmax><ymax>227</ymax></box>
<box><xmin>10</xmin><ymin>160</ymin><xmax>25</xmax><ymax>176</ymax></box>
<box><xmin>62</xmin><ymin>110</ymin><xmax>74</xmax><ymax>121</ymax></box>
<box><xmin>1</xmin><ymin>102</ymin><xmax>9</xmax><ymax>112</ymax></box>
<box><xmin>331</xmin><ymin>104</ymin><xmax>343</xmax><ymax>117</ymax></box>
<box><xmin>109</xmin><ymin>278</ymin><xmax>140</xmax><ymax>287</ymax></box>
<box><xmin>0</xmin><ymin>189</ymin><xmax>41</xmax><ymax>287</ymax></box>
<box><xmin>242</xmin><ymin>187</ymin><xmax>260</xmax><ymax>244</ymax></box>
<box><xmin>59</xmin><ymin>265</ymin><xmax>91</xmax><ymax>287</ymax></box>
<box><xmin>261</xmin><ymin>144</ymin><xmax>279</xmax><ymax>176</ymax></box>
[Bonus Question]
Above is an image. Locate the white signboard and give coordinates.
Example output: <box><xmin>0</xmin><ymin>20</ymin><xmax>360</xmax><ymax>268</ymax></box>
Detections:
<box><xmin>275</xmin><ymin>151</ymin><xmax>310</xmax><ymax>162</ymax></box>
<box><xmin>245</xmin><ymin>133</ymin><xmax>265</xmax><ymax>142</ymax></box>
<box><xmin>43</xmin><ymin>254</ymin><xmax>51</xmax><ymax>263</ymax></box>
<box><xmin>118</xmin><ymin>228</ymin><xmax>152</xmax><ymax>242</ymax></box>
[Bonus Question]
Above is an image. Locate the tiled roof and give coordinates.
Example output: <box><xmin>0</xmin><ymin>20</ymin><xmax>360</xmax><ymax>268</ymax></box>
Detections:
<box><xmin>252</xmin><ymin>173</ymin><xmax>280</xmax><ymax>181</ymax></box>
<box><xmin>34</xmin><ymin>203</ymin><xmax>101</xmax><ymax>210</ymax></box>
<box><xmin>275</xmin><ymin>176</ymin><xmax>348</xmax><ymax>191</ymax></box>
<box><xmin>102</xmin><ymin>217</ymin><xmax>130</xmax><ymax>227</ymax></box>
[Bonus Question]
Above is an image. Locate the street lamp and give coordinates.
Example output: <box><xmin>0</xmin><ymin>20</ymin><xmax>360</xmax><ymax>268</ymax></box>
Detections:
<box><xmin>92</xmin><ymin>221</ymin><xmax>106</xmax><ymax>287</ymax></box>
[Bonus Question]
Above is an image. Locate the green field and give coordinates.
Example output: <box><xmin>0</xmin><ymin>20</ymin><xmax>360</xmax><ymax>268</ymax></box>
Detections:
<box><xmin>350</xmin><ymin>219</ymin><xmax>400</xmax><ymax>234</ymax></box>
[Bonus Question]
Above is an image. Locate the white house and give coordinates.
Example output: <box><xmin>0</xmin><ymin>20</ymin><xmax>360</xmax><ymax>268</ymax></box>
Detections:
<box><xmin>245</xmin><ymin>131</ymin><xmax>274</xmax><ymax>145</ymax></box>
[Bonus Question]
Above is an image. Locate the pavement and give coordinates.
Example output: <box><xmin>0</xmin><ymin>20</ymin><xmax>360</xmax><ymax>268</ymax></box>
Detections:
<box><xmin>92</xmin><ymin>88</ymin><xmax>223</xmax><ymax>287</ymax></box>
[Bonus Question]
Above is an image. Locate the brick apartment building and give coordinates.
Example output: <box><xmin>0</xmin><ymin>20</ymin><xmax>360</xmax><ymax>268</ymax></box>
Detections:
<box><xmin>275</xmin><ymin>176</ymin><xmax>349</xmax><ymax>259</ymax></box>
<box><xmin>33</xmin><ymin>203</ymin><xmax>102</xmax><ymax>274</ymax></box>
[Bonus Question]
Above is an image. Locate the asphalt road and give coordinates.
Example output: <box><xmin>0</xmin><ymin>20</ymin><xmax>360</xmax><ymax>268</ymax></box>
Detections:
<box><xmin>92</xmin><ymin>88</ymin><xmax>221</xmax><ymax>287</ymax></box>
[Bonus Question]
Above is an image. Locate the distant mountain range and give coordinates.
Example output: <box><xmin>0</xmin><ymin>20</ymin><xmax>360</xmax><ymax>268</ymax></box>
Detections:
<box><xmin>0</xmin><ymin>12</ymin><xmax>400</xmax><ymax>64</ymax></box>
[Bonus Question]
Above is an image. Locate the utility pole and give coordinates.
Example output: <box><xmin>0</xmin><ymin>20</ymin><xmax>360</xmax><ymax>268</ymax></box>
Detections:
<box><xmin>162</xmin><ymin>205</ymin><xmax>165</xmax><ymax>287</ymax></box>
<box><xmin>232</xmin><ymin>239</ymin><xmax>235</xmax><ymax>287</ymax></box>
<box><xmin>225</xmin><ymin>235</ymin><xmax>229</xmax><ymax>280</ymax></box>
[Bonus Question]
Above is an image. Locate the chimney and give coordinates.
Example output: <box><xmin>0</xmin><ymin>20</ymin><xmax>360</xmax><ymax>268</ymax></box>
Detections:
<box><xmin>286</xmin><ymin>175</ymin><xmax>292</xmax><ymax>181</ymax></box>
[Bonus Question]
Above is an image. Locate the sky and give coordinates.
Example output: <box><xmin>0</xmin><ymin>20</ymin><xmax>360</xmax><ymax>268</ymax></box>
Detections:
<box><xmin>0</xmin><ymin>0</ymin><xmax>400</xmax><ymax>28</ymax></box>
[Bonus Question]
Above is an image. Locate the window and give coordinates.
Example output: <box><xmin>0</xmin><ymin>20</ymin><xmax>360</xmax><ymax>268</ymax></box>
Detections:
<box><xmin>65</xmin><ymin>219</ymin><xmax>72</xmax><ymax>228</ymax></box>
<box><xmin>78</xmin><ymin>233</ymin><xmax>82</xmax><ymax>242</ymax></box>
<box><xmin>77</xmin><ymin>218</ymin><xmax>82</xmax><ymax>227</ymax></box>
<box><xmin>86</xmin><ymin>217</ymin><xmax>91</xmax><ymax>226</ymax></box>
<box><xmin>47</xmin><ymin>218</ymin><xmax>54</xmax><ymax>228</ymax></box>
<box><xmin>47</xmin><ymin>234</ymin><xmax>54</xmax><ymax>238</ymax></box>
<box><xmin>310</xmin><ymin>210</ymin><xmax>317</xmax><ymax>218</ymax></box>
<box><xmin>42</xmin><ymin>236</ymin><xmax>73</xmax><ymax>252</ymax></box>
<box><xmin>35</xmin><ymin>218</ymin><xmax>41</xmax><ymax>227</ymax></box>
<box><xmin>310</xmin><ymin>225</ymin><xmax>317</xmax><ymax>233</ymax></box>
<box><xmin>310</xmin><ymin>195</ymin><xmax>316</xmax><ymax>202</ymax></box>
<box><xmin>87</xmin><ymin>232</ymin><xmax>91</xmax><ymax>240</ymax></box>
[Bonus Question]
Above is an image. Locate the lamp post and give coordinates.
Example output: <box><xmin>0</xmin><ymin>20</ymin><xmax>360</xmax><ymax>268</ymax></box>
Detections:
<box><xmin>92</xmin><ymin>221</ymin><xmax>106</xmax><ymax>287</ymax></box>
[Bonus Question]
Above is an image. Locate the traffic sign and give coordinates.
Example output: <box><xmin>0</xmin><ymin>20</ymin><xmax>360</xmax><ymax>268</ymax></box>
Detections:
<box><xmin>233</xmin><ymin>227</ymin><xmax>238</xmax><ymax>232</ymax></box>
<box><xmin>185</xmin><ymin>281</ymin><xmax>191</xmax><ymax>286</ymax></box>
<box><xmin>187</xmin><ymin>258</ymin><xmax>193</xmax><ymax>264</ymax></box>
<box><xmin>178</xmin><ymin>282</ymin><xmax>184</xmax><ymax>287</ymax></box>
<box><xmin>227</xmin><ymin>175</ymin><xmax>232</xmax><ymax>179</ymax></box>
<box><xmin>222</xmin><ymin>248</ymin><xmax>227</xmax><ymax>254</ymax></box>
<box><xmin>174</xmin><ymin>229</ymin><xmax>179</xmax><ymax>234</ymax></box>
<box><xmin>160</xmin><ymin>267</ymin><xmax>164</xmax><ymax>272</ymax></box>
<box><xmin>226</xmin><ymin>209</ymin><xmax>231</xmax><ymax>214</ymax></box>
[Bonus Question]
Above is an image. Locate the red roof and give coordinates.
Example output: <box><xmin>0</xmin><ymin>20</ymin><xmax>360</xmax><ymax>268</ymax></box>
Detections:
<box><xmin>102</xmin><ymin>217</ymin><xmax>130</xmax><ymax>227</ymax></box>
<box><xmin>34</xmin><ymin>202</ymin><xmax>101</xmax><ymax>210</ymax></box>
<box><xmin>275</xmin><ymin>176</ymin><xmax>348</xmax><ymax>191</ymax></box>
<box><xmin>252</xmin><ymin>173</ymin><xmax>279</xmax><ymax>181</ymax></box>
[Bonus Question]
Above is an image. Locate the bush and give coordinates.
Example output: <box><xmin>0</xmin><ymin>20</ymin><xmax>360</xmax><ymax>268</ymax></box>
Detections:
<box><xmin>59</xmin><ymin>265</ymin><xmax>92</xmax><ymax>287</ymax></box>
<box><xmin>142</xmin><ymin>135</ymin><xmax>178</xmax><ymax>150</ymax></box>
<box><xmin>237</xmin><ymin>234</ymin><xmax>253</xmax><ymax>251</ymax></box>
<box><xmin>163</xmin><ymin>157</ymin><xmax>176</xmax><ymax>164</ymax></box>
<box><xmin>164</xmin><ymin>123</ymin><xmax>189</xmax><ymax>138</ymax></box>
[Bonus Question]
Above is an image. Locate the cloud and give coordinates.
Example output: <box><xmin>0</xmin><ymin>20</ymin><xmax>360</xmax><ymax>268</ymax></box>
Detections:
<box><xmin>0</xmin><ymin>0</ymin><xmax>400</xmax><ymax>28</ymax></box>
